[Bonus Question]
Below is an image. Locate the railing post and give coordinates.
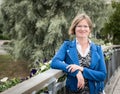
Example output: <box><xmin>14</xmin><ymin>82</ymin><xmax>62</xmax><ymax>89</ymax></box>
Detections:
<box><xmin>47</xmin><ymin>77</ymin><xmax>57</xmax><ymax>94</ymax></box>
<box><xmin>47</xmin><ymin>78</ymin><xmax>66</xmax><ymax>94</ymax></box>
<box><xmin>54</xmin><ymin>80</ymin><xmax>66</xmax><ymax>94</ymax></box>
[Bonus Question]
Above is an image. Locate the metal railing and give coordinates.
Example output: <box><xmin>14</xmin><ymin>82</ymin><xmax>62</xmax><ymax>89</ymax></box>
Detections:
<box><xmin>103</xmin><ymin>45</ymin><xmax>120</xmax><ymax>83</ymax></box>
<box><xmin>1</xmin><ymin>45</ymin><xmax>120</xmax><ymax>94</ymax></box>
<box><xmin>103</xmin><ymin>45</ymin><xmax>120</xmax><ymax>94</ymax></box>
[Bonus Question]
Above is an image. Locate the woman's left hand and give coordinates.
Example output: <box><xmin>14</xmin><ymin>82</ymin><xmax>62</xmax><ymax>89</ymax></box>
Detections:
<box><xmin>66</xmin><ymin>64</ymin><xmax>83</xmax><ymax>72</ymax></box>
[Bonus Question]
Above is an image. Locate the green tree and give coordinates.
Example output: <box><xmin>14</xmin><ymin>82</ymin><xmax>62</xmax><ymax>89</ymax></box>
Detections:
<box><xmin>102</xmin><ymin>1</ymin><xmax>120</xmax><ymax>44</ymax></box>
<box><xmin>0</xmin><ymin>0</ymin><xmax>107</xmax><ymax>63</ymax></box>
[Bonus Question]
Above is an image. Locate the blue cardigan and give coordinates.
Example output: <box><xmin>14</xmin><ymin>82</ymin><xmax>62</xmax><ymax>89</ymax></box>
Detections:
<box><xmin>51</xmin><ymin>39</ymin><xmax>107</xmax><ymax>94</ymax></box>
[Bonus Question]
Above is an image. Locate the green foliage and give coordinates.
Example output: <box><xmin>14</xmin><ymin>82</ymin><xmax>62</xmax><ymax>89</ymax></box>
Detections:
<box><xmin>0</xmin><ymin>0</ymin><xmax>107</xmax><ymax>62</ymax></box>
<box><xmin>0</xmin><ymin>7</ymin><xmax>9</xmax><ymax>40</ymax></box>
<box><xmin>31</xmin><ymin>60</ymin><xmax>51</xmax><ymax>74</ymax></box>
<box><xmin>102</xmin><ymin>1</ymin><xmax>120</xmax><ymax>44</ymax></box>
<box><xmin>104</xmin><ymin>48</ymin><xmax>113</xmax><ymax>63</ymax></box>
<box><xmin>90</xmin><ymin>37</ymin><xmax>105</xmax><ymax>45</ymax></box>
<box><xmin>0</xmin><ymin>78</ymin><xmax>21</xmax><ymax>92</ymax></box>
<box><xmin>0</xmin><ymin>34</ymin><xmax>9</xmax><ymax>40</ymax></box>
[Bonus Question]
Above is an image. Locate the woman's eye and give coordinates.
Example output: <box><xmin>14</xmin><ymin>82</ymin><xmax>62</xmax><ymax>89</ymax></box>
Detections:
<box><xmin>76</xmin><ymin>25</ymin><xmax>89</xmax><ymax>28</ymax></box>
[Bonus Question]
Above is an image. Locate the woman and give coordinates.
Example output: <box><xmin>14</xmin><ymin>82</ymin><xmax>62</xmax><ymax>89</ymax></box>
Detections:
<box><xmin>50</xmin><ymin>13</ymin><xmax>107</xmax><ymax>94</ymax></box>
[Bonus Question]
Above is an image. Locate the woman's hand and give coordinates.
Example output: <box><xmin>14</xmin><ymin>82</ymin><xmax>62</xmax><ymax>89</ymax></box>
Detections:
<box><xmin>76</xmin><ymin>71</ymin><xmax>85</xmax><ymax>89</ymax></box>
<box><xmin>66</xmin><ymin>64</ymin><xmax>85</xmax><ymax>89</ymax></box>
<box><xmin>66</xmin><ymin>64</ymin><xmax>83</xmax><ymax>72</ymax></box>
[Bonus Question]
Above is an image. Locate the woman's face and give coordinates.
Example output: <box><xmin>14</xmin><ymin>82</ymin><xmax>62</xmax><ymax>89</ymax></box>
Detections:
<box><xmin>75</xmin><ymin>19</ymin><xmax>91</xmax><ymax>39</ymax></box>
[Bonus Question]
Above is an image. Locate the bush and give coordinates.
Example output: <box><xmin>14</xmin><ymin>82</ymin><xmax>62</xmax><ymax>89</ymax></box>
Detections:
<box><xmin>0</xmin><ymin>34</ymin><xmax>9</xmax><ymax>40</ymax></box>
<box><xmin>0</xmin><ymin>78</ymin><xmax>21</xmax><ymax>92</ymax></box>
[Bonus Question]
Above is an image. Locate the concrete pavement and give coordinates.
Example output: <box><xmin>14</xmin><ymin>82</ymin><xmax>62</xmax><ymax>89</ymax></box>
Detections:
<box><xmin>112</xmin><ymin>73</ymin><xmax>120</xmax><ymax>94</ymax></box>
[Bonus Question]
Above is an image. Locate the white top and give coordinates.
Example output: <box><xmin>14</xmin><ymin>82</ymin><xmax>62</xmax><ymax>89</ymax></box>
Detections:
<box><xmin>76</xmin><ymin>39</ymin><xmax>91</xmax><ymax>57</ymax></box>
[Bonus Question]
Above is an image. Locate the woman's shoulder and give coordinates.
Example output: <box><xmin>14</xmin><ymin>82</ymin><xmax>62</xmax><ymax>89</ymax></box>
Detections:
<box><xmin>90</xmin><ymin>41</ymin><xmax>102</xmax><ymax>51</ymax></box>
<box><xmin>91</xmin><ymin>41</ymin><xmax>101</xmax><ymax>46</ymax></box>
<box><xmin>63</xmin><ymin>39</ymin><xmax>75</xmax><ymax>47</ymax></box>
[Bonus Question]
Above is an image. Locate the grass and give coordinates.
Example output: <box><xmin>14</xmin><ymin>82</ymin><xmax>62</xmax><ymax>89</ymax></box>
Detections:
<box><xmin>0</xmin><ymin>54</ymin><xmax>30</xmax><ymax>79</ymax></box>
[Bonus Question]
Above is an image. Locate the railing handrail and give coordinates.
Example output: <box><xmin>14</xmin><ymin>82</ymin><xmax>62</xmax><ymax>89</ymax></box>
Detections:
<box><xmin>0</xmin><ymin>69</ymin><xmax>64</xmax><ymax>94</ymax></box>
<box><xmin>102</xmin><ymin>45</ymin><xmax>120</xmax><ymax>51</ymax></box>
<box><xmin>1</xmin><ymin>45</ymin><xmax>120</xmax><ymax>94</ymax></box>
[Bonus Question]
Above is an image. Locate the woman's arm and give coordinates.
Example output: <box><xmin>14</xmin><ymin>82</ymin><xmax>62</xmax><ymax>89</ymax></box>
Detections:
<box><xmin>83</xmin><ymin>46</ymin><xmax>107</xmax><ymax>81</ymax></box>
<box><xmin>66</xmin><ymin>46</ymin><xmax>107</xmax><ymax>82</ymax></box>
<box><xmin>50</xmin><ymin>41</ymin><xmax>79</xmax><ymax>77</ymax></box>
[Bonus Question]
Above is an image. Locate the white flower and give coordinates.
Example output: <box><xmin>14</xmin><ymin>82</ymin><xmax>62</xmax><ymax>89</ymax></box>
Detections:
<box><xmin>41</xmin><ymin>65</ymin><xmax>47</xmax><ymax>71</ymax></box>
<box><xmin>47</xmin><ymin>60</ymin><xmax>52</xmax><ymax>64</ymax></box>
<box><xmin>0</xmin><ymin>77</ymin><xmax>8</xmax><ymax>82</ymax></box>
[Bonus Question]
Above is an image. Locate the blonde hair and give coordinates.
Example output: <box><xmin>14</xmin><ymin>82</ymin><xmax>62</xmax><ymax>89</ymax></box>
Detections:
<box><xmin>68</xmin><ymin>13</ymin><xmax>93</xmax><ymax>35</ymax></box>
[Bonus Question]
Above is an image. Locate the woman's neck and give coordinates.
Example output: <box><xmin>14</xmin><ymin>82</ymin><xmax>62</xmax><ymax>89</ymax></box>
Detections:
<box><xmin>76</xmin><ymin>37</ymin><xmax>90</xmax><ymax>55</ymax></box>
<box><xmin>77</xmin><ymin>37</ymin><xmax>89</xmax><ymax>47</ymax></box>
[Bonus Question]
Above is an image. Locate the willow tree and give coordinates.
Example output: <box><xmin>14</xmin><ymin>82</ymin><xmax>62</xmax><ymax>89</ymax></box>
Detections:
<box><xmin>0</xmin><ymin>0</ymin><xmax>107</xmax><ymax>63</ymax></box>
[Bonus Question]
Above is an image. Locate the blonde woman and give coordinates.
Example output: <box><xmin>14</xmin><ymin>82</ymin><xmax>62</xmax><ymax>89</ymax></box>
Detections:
<box><xmin>51</xmin><ymin>13</ymin><xmax>107</xmax><ymax>94</ymax></box>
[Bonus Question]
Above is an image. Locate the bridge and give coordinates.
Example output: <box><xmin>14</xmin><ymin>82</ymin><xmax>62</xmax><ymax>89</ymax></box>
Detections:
<box><xmin>1</xmin><ymin>45</ymin><xmax>120</xmax><ymax>94</ymax></box>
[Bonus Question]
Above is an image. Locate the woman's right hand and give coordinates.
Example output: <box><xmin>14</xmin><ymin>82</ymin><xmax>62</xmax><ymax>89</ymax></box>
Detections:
<box><xmin>76</xmin><ymin>71</ymin><xmax>85</xmax><ymax>89</ymax></box>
